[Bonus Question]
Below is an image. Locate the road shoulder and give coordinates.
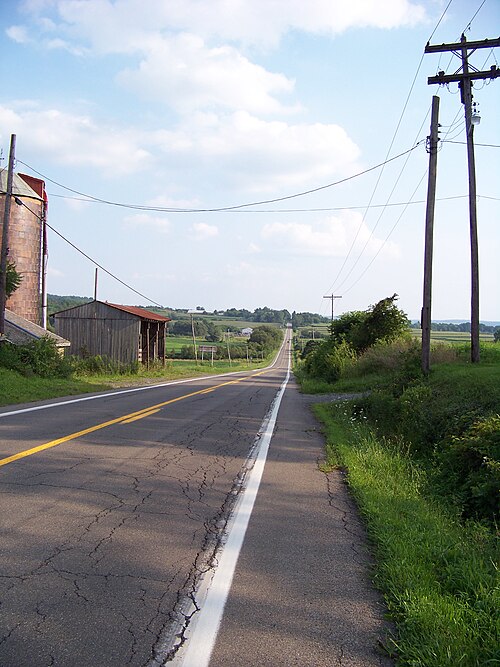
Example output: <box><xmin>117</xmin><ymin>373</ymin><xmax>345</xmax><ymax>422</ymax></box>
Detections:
<box><xmin>209</xmin><ymin>376</ymin><xmax>394</xmax><ymax>666</ymax></box>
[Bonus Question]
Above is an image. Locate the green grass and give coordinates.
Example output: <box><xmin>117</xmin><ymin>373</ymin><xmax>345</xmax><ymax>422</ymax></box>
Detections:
<box><xmin>313</xmin><ymin>402</ymin><xmax>499</xmax><ymax>667</ymax></box>
<box><xmin>164</xmin><ymin>335</ymin><xmax>197</xmax><ymax>352</ymax></box>
<box><xmin>0</xmin><ymin>367</ymin><xmax>110</xmax><ymax>406</ymax></box>
<box><xmin>165</xmin><ymin>334</ymin><xmax>257</xmax><ymax>354</ymax></box>
<box><xmin>0</xmin><ymin>355</ymin><xmax>274</xmax><ymax>407</ymax></box>
<box><xmin>409</xmin><ymin>328</ymin><xmax>494</xmax><ymax>343</ymax></box>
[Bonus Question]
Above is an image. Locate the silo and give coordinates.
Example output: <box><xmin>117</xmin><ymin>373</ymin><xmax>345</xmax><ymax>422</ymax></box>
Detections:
<box><xmin>0</xmin><ymin>172</ymin><xmax>46</xmax><ymax>325</ymax></box>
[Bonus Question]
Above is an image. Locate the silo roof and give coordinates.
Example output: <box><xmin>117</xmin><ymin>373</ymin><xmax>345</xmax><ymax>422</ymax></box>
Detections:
<box><xmin>0</xmin><ymin>171</ymin><xmax>43</xmax><ymax>200</ymax></box>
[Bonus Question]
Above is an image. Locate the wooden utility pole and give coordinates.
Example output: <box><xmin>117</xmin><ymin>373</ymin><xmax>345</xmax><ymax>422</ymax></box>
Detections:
<box><xmin>190</xmin><ymin>312</ymin><xmax>198</xmax><ymax>363</ymax></box>
<box><xmin>323</xmin><ymin>294</ymin><xmax>342</xmax><ymax>322</ymax></box>
<box><xmin>425</xmin><ymin>35</ymin><xmax>500</xmax><ymax>363</ymax></box>
<box><xmin>0</xmin><ymin>134</ymin><xmax>16</xmax><ymax>337</ymax></box>
<box><xmin>421</xmin><ymin>95</ymin><xmax>440</xmax><ymax>374</ymax></box>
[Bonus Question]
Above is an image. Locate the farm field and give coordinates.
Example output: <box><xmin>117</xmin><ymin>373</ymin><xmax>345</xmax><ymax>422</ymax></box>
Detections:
<box><xmin>409</xmin><ymin>328</ymin><xmax>494</xmax><ymax>343</ymax></box>
<box><xmin>297</xmin><ymin>327</ymin><xmax>495</xmax><ymax>344</ymax></box>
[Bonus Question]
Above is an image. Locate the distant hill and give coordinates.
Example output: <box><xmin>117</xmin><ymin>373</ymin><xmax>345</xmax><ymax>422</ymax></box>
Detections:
<box><xmin>48</xmin><ymin>294</ymin><xmax>93</xmax><ymax>314</ymax></box>
<box><xmin>47</xmin><ymin>297</ymin><xmax>328</xmax><ymax>326</ymax></box>
<box><xmin>410</xmin><ymin>319</ymin><xmax>500</xmax><ymax>332</ymax></box>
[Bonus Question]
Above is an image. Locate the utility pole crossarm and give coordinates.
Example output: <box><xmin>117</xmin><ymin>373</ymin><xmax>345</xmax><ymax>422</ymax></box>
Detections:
<box><xmin>425</xmin><ymin>37</ymin><xmax>500</xmax><ymax>53</ymax></box>
<box><xmin>428</xmin><ymin>66</ymin><xmax>499</xmax><ymax>85</ymax></box>
<box><xmin>424</xmin><ymin>33</ymin><xmax>499</xmax><ymax>364</ymax></box>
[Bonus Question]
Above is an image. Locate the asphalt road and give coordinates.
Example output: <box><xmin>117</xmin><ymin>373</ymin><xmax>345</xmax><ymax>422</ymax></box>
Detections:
<box><xmin>0</xmin><ymin>329</ymin><xmax>392</xmax><ymax>666</ymax></box>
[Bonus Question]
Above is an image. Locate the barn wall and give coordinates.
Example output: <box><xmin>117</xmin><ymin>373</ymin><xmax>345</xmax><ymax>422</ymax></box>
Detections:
<box><xmin>54</xmin><ymin>302</ymin><xmax>140</xmax><ymax>363</ymax></box>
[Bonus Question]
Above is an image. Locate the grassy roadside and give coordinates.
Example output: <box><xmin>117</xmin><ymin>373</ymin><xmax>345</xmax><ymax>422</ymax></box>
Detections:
<box><xmin>313</xmin><ymin>401</ymin><xmax>499</xmax><ymax>667</ymax></box>
<box><xmin>296</xmin><ymin>338</ymin><xmax>500</xmax><ymax>667</ymax></box>
<box><xmin>0</xmin><ymin>357</ymin><xmax>274</xmax><ymax>408</ymax></box>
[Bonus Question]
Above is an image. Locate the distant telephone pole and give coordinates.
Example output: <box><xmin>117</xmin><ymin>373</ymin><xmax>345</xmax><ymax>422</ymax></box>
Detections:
<box><xmin>425</xmin><ymin>35</ymin><xmax>500</xmax><ymax>363</ymax></box>
<box><xmin>0</xmin><ymin>134</ymin><xmax>16</xmax><ymax>337</ymax></box>
<box><xmin>421</xmin><ymin>95</ymin><xmax>440</xmax><ymax>374</ymax></box>
<box><xmin>323</xmin><ymin>294</ymin><xmax>342</xmax><ymax>322</ymax></box>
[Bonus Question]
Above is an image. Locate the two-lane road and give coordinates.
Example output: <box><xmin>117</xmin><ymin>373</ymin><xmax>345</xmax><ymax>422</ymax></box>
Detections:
<box><xmin>0</xmin><ymin>331</ymin><xmax>292</xmax><ymax>666</ymax></box>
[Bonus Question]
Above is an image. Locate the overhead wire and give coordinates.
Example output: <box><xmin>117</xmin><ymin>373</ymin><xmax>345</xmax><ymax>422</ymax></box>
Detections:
<box><xmin>325</xmin><ymin>0</ymin><xmax>496</xmax><ymax>311</ymax></box>
<box><xmin>43</xmin><ymin>191</ymin><xmax>474</xmax><ymax>213</ymax></box>
<box><xmin>14</xmin><ymin>198</ymin><xmax>164</xmax><ymax>307</ymax></box>
<box><xmin>319</xmin><ymin>0</ymin><xmax>455</xmax><ymax>311</ymax></box>
<box><xmin>15</xmin><ymin>145</ymin><xmax>422</xmax><ymax>213</ymax></box>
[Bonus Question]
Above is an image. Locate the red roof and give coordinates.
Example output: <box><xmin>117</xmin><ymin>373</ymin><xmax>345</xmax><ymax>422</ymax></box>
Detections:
<box><xmin>105</xmin><ymin>302</ymin><xmax>171</xmax><ymax>322</ymax></box>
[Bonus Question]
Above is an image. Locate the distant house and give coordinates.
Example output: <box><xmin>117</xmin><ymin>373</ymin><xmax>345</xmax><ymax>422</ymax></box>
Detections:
<box><xmin>53</xmin><ymin>300</ymin><xmax>170</xmax><ymax>365</ymax></box>
<box><xmin>241</xmin><ymin>327</ymin><xmax>253</xmax><ymax>337</ymax></box>
<box><xmin>3</xmin><ymin>308</ymin><xmax>70</xmax><ymax>350</ymax></box>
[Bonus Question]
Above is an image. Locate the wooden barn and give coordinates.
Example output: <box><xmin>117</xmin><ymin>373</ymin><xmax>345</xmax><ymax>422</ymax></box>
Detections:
<box><xmin>53</xmin><ymin>301</ymin><xmax>170</xmax><ymax>365</ymax></box>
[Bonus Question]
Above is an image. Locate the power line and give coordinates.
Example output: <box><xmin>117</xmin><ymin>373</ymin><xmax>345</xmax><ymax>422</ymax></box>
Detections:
<box><xmin>44</xmin><ymin>191</ymin><xmax>474</xmax><ymax>213</ymax></box>
<box><xmin>320</xmin><ymin>0</ymin><xmax>495</xmax><ymax>312</ymax></box>
<box><xmin>14</xmin><ymin>198</ymin><xmax>163</xmax><ymax>307</ymax></box>
<box><xmin>443</xmin><ymin>140</ymin><xmax>500</xmax><ymax>148</ymax></box>
<box><xmin>318</xmin><ymin>0</ymin><xmax>455</xmax><ymax>312</ymax></box>
<box><xmin>14</xmin><ymin>144</ymin><xmax>423</xmax><ymax>213</ymax></box>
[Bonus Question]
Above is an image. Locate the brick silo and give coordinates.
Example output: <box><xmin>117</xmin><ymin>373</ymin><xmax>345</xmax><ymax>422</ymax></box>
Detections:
<box><xmin>0</xmin><ymin>172</ymin><xmax>46</xmax><ymax>325</ymax></box>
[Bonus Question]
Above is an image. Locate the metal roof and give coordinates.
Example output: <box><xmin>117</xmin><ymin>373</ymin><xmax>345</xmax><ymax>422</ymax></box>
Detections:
<box><xmin>4</xmin><ymin>309</ymin><xmax>70</xmax><ymax>347</ymax></box>
<box><xmin>105</xmin><ymin>302</ymin><xmax>171</xmax><ymax>322</ymax></box>
<box><xmin>0</xmin><ymin>172</ymin><xmax>43</xmax><ymax>200</ymax></box>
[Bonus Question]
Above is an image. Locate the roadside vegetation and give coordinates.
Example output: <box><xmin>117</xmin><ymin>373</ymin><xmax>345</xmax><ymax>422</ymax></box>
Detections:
<box><xmin>0</xmin><ymin>324</ymin><xmax>283</xmax><ymax>407</ymax></box>
<box><xmin>294</xmin><ymin>295</ymin><xmax>499</xmax><ymax>667</ymax></box>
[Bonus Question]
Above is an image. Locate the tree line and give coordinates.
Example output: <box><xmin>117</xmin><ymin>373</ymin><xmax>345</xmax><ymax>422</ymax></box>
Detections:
<box><xmin>47</xmin><ymin>295</ymin><xmax>330</xmax><ymax>328</ymax></box>
<box><xmin>409</xmin><ymin>320</ymin><xmax>499</xmax><ymax>334</ymax></box>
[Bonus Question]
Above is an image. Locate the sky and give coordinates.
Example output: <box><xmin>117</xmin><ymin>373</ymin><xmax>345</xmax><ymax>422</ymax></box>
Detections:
<box><xmin>1</xmin><ymin>0</ymin><xmax>499</xmax><ymax>321</ymax></box>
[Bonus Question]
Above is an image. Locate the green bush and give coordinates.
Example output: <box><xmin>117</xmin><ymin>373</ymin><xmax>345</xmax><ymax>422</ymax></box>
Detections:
<box><xmin>71</xmin><ymin>354</ymin><xmax>139</xmax><ymax>376</ymax></box>
<box><xmin>434</xmin><ymin>415</ymin><xmax>500</xmax><ymax>524</ymax></box>
<box><xmin>304</xmin><ymin>339</ymin><xmax>356</xmax><ymax>383</ymax></box>
<box><xmin>0</xmin><ymin>338</ymin><xmax>72</xmax><ymax>378</ymax></box>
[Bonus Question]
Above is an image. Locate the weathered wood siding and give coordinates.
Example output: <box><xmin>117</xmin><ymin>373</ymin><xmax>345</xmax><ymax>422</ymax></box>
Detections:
<box><xmin>54</xmin><ymin>301</ymin><xmax>140</xmax><ymax>363</ymax></box>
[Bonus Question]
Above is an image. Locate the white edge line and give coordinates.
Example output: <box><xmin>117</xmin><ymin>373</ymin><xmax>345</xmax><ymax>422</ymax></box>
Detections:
<box><xmin>0</xmin><ymin>332</ymin><xmax>289</xmax><ymax>419</ymax></box>
<box><xmin>168</xmin><ymin>351</ymin><xmax>291</xmax><ymax>667</ymax></box>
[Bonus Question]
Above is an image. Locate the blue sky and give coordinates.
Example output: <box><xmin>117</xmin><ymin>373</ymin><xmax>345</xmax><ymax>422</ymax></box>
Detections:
<box><xmin>1</xmin><ymin>0</ymin><xmax>499</xmax><ymax>320</ymax></box>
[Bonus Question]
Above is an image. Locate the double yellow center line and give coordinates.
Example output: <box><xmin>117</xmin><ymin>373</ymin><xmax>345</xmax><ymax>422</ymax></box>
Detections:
<box><xmin>0</xmin><ymin>370</ymin><xmax>269</xmax><ymax>469</ymax></box>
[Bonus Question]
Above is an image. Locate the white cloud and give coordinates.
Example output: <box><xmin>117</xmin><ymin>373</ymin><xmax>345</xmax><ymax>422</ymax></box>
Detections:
<box><xmin>261</xmin><ymin>211</ymin><xmax>400</xmax><ymax>259</ymax></box>
<box><xmin>124</xmin><ymin>213</ymin><xmax>170</xmax><ymax>234</ymax></box>
<box><xmin>45</xmin><ymin>37</ymin><xmax>86</xmax><ymax>55</ymax></box>
<box><xmin>21</xmin><ymin>0</ymin><xmax>426</xmax><ymax>51</ymax></box>
<box><xmin>0</xmin><ymin>104</ymin><xmax>151</xmax><ymax>175</ymax></box>
<box><xmin>47</xmin><ymin>266</ymin><xmax>64</xmax><ymax>277</ymax></box>
<box><xmin>118</xmin><ymin>33</ymin><xmax>297</xmax><ymax>114</ymax></box>
<box><xmin>190</xmin><ymin>222</ymin><xmax>219</xmax><ymax>241</ymax></box>
<box><xmin>6</xmin><ymin>25</ymin><xmax>31</xmax><ymax>43</ymax></box>
<box><xmin>156</xmin><ymin>111</ymin><xmax>361</xmax><ymax>191</ymax></box>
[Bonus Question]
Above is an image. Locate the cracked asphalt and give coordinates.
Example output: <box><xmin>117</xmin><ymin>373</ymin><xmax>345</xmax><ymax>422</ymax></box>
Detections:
<box><xmin>209</xmin><ymin>374</ymin><xmax>393</xmax><ymax>667</ymax></box>
<box><xmin>0</xmin><ymin>333</ymin><xmax>393</xmax><ymax>666</ymax></box>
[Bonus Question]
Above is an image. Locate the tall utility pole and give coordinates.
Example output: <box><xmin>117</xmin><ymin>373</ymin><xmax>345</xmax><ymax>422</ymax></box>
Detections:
<box><xmin>0</xmin><ymin>134</ymin><xmax>16</xmax><ymax>337</ymax></box>
<box><xmin>425</xmin><ymin>35</ymin><xmax>500</xmax><ymax>363</ymax></box>
<box><xmin>323</xmin><ymin>294</ymin><xmax>342</xmax><ymax>322</ymax></box>
<box><xmin>421</xmin><ymin>96</ymin><xmax>440</xmax><ymax>374</ymax></box>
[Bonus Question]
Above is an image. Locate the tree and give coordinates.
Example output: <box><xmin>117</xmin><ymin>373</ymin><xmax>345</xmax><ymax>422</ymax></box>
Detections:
<box><xmin>205</xmin><ymin>321</ymin><xmax>222</xmax><ymax>342</ymax></box>
<box><xmin>494</xmin><ymin>328</ymin><xmax>500</xmax><ymax>343</ymax></box>
<box><xmin>249</xmin><ymin>325</ymin><xmax>282</xmax><ymax>353</ymax></box>
<box><xmin>350</xmin><ymin>294</ymin><xmax>409</xmax><ymax>352</ymax></box>
<box><xmin>330</xmin><ymin>295</ymin><xmax>409</xmax><ymax>353</ymax></box>
<box><xmin>330</xmin><ymin>310</ymin><xmax>366</xmax><ymax>345</ymax></box>
<box><xmin>6</xmin><ymin>260</ymin><xmax>22</xmax><ymax>298</ymax></box>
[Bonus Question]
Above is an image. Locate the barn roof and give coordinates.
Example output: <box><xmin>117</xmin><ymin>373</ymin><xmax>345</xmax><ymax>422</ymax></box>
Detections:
<box><xmin>104</xmin><ymin>303</ymin><xmax>171</xmax><ymax>322</ymax></box>
<box><xmin>4</xmin><ymin>309</ymin><xmax>70</xmax><ymax>347</ymax></box>
<box><xmin>0</xmin><ymin>172</ymin><xmax>43</xmax><ymax>201</ymax></box>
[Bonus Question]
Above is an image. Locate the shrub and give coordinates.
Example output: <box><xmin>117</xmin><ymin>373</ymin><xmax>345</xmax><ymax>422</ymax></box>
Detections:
<box><xmin>304</xmin><ymin>339</ymin><xmax>356</xmax><ymax>383</ymax></box>
<box><xmin>434</xmin><ymin>415</ymin><xmax>500</xmax><ymax>525</ymax></box>
<box><xmin>0</xmin><ymin>337</ymin><xmax>72</xmax><ymax>378</ymax></box>
<box><xmin>71</xmin><ymin>354</ymin><xmax>139</xmax><ymax>375</ymax></box>
<box><xmin>347</xmin><ymin>338</ymin><xmax>420</xmax><ymax>377</ymax></box>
